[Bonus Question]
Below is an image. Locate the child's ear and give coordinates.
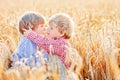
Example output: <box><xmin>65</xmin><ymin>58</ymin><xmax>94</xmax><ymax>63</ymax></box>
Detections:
<box><xmin>29</xmin><ymin>25</ymin><xmax>35</xmax><ymax>30</ymax></box>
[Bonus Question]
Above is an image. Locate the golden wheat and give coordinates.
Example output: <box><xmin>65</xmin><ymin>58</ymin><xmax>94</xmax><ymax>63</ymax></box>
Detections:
<box><xmin>0</xmin><ymin>0</ymin><xmax>120</xmax><ymax>80</ymax></box>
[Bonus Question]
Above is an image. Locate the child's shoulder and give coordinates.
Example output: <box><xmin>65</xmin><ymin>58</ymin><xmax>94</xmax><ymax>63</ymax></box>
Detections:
<box><xmin>20</xmin><ymin>37</ymin><xmax>36</xmax><ymax>45</ymax></box>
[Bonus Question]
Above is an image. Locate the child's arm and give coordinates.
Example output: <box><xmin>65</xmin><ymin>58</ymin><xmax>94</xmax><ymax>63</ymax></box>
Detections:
<box><xmin>27</xmin><ymin>31</ymin><xmax>55</xmax><ymax>45</ymax></box>
<box><xmin>23</xmin><ymin>28</ymin><xmax>56</xmax><ymax>49</ymax></box>
<box><xmin>26</xmin><ymin>31</ymin><xmax>56</xmax><ymax>52</ymax></box>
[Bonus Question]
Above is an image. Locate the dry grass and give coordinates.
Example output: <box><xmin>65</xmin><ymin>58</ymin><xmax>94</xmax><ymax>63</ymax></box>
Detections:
<box><xmin>0</xmin><ymin>0</ymin><xmax>120</xmax><ymax>80</ymax></box>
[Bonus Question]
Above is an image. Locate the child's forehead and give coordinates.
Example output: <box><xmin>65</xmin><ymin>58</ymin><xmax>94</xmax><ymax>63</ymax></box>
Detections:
<box><xmin>49</xmin><ymin>21</ymin><xmax>56</xmax><ymax>25</ymax></box>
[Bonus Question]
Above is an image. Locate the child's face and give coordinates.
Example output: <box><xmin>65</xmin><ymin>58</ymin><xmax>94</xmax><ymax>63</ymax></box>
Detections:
<box><xmin>47</xmin><ymin>22</ymin><xmax>62</xmax><ymax>38</ymax></box>
<box><xmin>34</xmin><ymin>24</ymin><xmax>46</xmax><ymax>35</ymax></box>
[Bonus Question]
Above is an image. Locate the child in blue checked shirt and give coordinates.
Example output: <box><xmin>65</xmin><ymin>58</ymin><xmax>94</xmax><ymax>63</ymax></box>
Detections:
<box><xmin>10</xmin><ymin>12</ymin><xmax>49</xmax><ymax>68</ymax></box>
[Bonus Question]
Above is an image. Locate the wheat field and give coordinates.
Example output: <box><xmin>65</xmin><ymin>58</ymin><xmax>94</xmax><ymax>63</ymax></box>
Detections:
<box><xmin>0</xmin><ymin>0</ymin><xmax>120</xmax><ymax>80</ymax></box>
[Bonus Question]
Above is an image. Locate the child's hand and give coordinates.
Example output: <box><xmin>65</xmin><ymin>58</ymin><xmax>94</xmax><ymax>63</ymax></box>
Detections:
<box><xmin>23</xmin><ymin>27</ymin><xmax>32</xmax><ymax>36</ymax></box>
<box><xmin>65</xmin><ymin>60</ymin><xmax>72</xmax><ymax>68</ymax></box>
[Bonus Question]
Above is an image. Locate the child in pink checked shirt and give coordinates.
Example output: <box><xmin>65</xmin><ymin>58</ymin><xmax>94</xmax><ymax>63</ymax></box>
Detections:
<box><xmin>24</xmin><ymin>13</ymin><xmax>74</xmax><ymax>68</ymax></box>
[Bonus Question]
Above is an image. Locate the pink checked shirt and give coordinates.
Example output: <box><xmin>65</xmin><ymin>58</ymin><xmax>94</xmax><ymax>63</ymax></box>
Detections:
<box><xmin>26</xmin><ymin>31</ymin><xmax>71</xmax><ymax>68</ymax></box>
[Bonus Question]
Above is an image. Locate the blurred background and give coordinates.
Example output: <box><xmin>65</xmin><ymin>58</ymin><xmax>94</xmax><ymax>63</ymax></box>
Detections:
<box><xmin>0</xmin><ymin>0</ymin><xmax>120</xmax><ymax>80</ymax></box>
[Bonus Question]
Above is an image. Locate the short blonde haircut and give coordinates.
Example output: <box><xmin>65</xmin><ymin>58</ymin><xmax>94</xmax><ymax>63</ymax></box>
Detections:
<box><xmin>19</xmin><ymin>12</ymin><xmax>46</xmax><ymax>34</ymax></box>
<box><xmin>49</xmin><ymin>13</ymin><xmax>74</xmax><ymax>39</ymax></box>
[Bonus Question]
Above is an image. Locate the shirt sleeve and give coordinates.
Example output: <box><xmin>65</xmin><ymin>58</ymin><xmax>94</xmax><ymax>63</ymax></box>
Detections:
<box><xmin>26</xmin><ymin>31</ymin><xmax>57</xmax><ymax>52</ymax></box>
<box><xmin>27</xmin><ymin>31</ymin><xmax>56</xmax><ymax>45</ymax></box>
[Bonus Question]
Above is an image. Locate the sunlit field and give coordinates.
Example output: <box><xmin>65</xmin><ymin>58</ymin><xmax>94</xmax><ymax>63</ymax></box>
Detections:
<box><xmin>0</xmin><ymin>0</ymin><xmax>120</xmax><ymax>80</ymax></box>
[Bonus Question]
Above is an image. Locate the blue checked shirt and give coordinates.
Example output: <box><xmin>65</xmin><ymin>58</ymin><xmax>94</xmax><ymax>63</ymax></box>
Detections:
<box><xmin>10</xmin><ymin>37</ymin><xmax>49</xmax><ymax>67</ymax></box>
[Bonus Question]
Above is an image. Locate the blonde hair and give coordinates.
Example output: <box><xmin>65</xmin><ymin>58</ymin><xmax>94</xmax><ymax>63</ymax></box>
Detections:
<box><xmin>49</xmin><ymin>13</ymin><xmax>74</xmax><ymax>39</ymax></box>
<box><xmin>19</xmin><ymin>12</ymin><xmax>46</xmax><ymax>34</ymax></box>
